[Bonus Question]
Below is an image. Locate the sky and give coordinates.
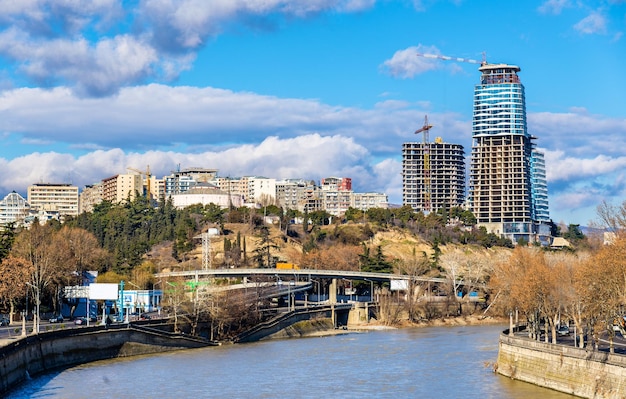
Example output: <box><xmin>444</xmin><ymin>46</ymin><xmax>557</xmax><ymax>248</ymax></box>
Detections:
<box><xmin>0</xmin><ymin>0</ymin><xmax>624</xmax><ymax>226</ymax></box>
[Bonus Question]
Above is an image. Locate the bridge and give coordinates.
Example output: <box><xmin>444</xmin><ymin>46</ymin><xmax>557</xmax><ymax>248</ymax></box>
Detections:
<box><xmin>155</xmin><ymin>268</ymin><xmax>449</xmax><ymax>284</ymax></box>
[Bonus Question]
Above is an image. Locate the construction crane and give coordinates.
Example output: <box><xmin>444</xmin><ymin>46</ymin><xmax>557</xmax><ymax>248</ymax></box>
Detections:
<box><xmin>416</xmin><ymin>51</ymin><xmax>487</xmax><ymax>66</ymax></box>
<box><xmin>415</xmin><ymin>116</ymin><xmax>434</xmax><ymax>214</ymax></box>
<box><xmin>126</xmin><ymin>165</ymin><xmax>152</xmax><ymax>200</ymax></box>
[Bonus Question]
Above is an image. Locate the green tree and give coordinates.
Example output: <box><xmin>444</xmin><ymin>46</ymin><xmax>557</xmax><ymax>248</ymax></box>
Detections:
<box><xmin>253</xmin><ymin>226</ymin><xmax>279</xmax><ymax>268</ymax></box>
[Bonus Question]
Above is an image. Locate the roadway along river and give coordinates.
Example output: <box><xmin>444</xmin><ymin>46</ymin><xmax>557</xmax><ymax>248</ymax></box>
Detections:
<box><xmin>8</xmin><ymin>324</ymin><xmax>576</xmax><ymax>398</ymax></box>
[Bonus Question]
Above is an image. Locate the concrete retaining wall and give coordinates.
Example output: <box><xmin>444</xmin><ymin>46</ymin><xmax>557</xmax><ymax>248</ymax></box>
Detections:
<box><xmin>497</xmin><ymin>333</ymin><xmax>626</xmax><ymax>398</ymax></box>
<box><xmin>0</xmin><ymin>324</ymin><xmax>212</xmax><ymax>395</ymax></box>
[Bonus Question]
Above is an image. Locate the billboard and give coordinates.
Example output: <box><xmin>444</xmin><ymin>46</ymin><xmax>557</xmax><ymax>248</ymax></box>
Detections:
<box><xmin>390</xmin><ymin>280</ymin><xmax>408</xmax><ymax>291</ymax></box>
<box><xmin>89</xmin><ymin>283</ymin><xmax>119</xmax><ymax>300</ymax></box>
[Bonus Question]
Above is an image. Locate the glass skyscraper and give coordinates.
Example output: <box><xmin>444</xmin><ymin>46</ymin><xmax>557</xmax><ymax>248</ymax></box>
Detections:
<box><xmin>469</xmin><ymin>63</ymin><xmax>549</xmax><ymax>244</ymax></box>
<box><xmin>530</xmin><ymin>149</ymin><xmax>550</xmax><ymax>222</ymax></box>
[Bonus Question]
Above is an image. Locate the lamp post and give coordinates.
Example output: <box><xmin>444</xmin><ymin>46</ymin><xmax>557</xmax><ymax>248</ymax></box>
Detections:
<box><xmin>126</xmin><ymin>281</ymin><xmax>141</xmax><ymax>320</ymax></box>
<box><xmin>154</xmin><ymin>280</ymin><xmax>162</xmax><ymax>316</ymax></box>
<box><xmin>364</xmin><ymin>279</ymin><xmax>374</xmax><ymax>323</ymax></box>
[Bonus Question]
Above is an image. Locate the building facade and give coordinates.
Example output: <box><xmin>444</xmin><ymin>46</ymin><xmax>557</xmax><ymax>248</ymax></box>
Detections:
<box><xmin>101</xmin><ymin>174</ymin><xmax>143</xmax><ymax>204</ymax></box>
<box><xmin>27</xmin><ymin>183</ymin><xmax>79</xmax><ymax>217</ymax></box>
<box><xmin>469</xmin><ymin>63</ymin><xmax>549</xmax><ymax>244</ymax></box>
<box><xmin>79</xmin><ymin>183</ymin><xmax>103</xmax><ymax>213</ymax></box>
<box><xmin>0</xmin><ymin>191</ymin><xmax>30</xmax><ymax>225</ymax></box>
<box><xmin>402</xmin><ymin>139</ymin><xmax>465</xmax><ymax>213</ymax></box>
<box><xmin>531</xmin><ymin>149</ymin><xmax>550</xmax><ymax>223</ymax></box>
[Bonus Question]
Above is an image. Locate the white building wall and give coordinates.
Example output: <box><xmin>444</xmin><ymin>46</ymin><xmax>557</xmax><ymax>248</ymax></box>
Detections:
<box><xmin>171</xmin><ymin>193</ymin><xmax>242</xmax><ymax>209</ymax></box>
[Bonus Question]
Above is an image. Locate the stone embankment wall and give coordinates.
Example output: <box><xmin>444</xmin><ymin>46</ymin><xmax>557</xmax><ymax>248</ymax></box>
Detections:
<box><xmin>497</xmin><ymin>333</ymin><xmax>626</xmax><ymax>398</ymax></box>
<box><xmin>0</xmin><ymin>324</ymin><xmax>212</xmax><ymax>395</ymax></box>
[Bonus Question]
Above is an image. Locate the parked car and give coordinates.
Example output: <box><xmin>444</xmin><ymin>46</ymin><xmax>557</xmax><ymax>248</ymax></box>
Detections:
<box><xmin>0</xmin><ymin>316</ymin><xmax>9</xmax><ymax>326</ymax></box>
<box><xmin>74</xmin><ymin>317</ymin><xmax>88</xmax><ymax>325</ymax></box>
<box><xmin>557</xmin><ymin>325</ymin><xmax>570</xmax><ymax>336</ymax></box>
<box><xmin>49</xmin><ymin>314</ymin><xmax>64</xmax><ymax>323</ymax></box>
<box><xmin>139</xmin><ymin>313</ymin><xmax>151</xmax><ymax>320</ymax></box>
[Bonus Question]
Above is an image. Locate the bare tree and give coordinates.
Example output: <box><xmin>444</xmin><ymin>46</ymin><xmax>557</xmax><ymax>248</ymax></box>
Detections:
<box><xmin>395</xmin><ymin>248</ymin><xmax>431</xmax><ymax>322</ymax></box>
<box><xmin>11</xmin><ymin>223</ymin><xmax>75</xmax><ymax>333</ymax></box>
<box><xmin>0</xmin><ymin>255</ymin><xmax>33</xmax><ymax>324</ymax></box>
<box><xmin>596</xmin><ymin>200</ymin><xmax>626</xmax><ymax>239</ymax></box>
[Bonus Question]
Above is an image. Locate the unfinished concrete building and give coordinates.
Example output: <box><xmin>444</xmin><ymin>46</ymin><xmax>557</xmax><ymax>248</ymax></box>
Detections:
<box><xmin>469</xmin><ymin>62</ymin><xmax>550</xmax><ymax>244</ymax></box>
<box><xmin>402</xmin><ymin>138</ymin><xmax>465</xmax><ymax>213</ymax></box>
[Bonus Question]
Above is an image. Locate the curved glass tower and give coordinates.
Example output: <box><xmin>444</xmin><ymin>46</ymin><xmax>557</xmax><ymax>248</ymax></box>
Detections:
<box><xmin>469</xmin><ymin>63</ymin><xmax>538</xmax><ymax>243</ymax></box>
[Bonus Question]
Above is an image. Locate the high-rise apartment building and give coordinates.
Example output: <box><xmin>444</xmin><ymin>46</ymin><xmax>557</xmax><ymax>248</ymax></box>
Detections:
<box><xmin>27</xmin><ymin>183</ymin><xmax>79</xmax><ymax>217</ymax></box>
<box><xmin>469</xmin><ymin>63</ymin><xmax>549</xmax><ymax>243</ymax></box>
<box><xmin>402</xmin><ymin>139</ymin><xmax>465</xmax><ymax>213</ymax></box>
<box><xmin>531</xmin><ymin>150</ymin><xmax>550</xmax><ymax>223</ymax></box>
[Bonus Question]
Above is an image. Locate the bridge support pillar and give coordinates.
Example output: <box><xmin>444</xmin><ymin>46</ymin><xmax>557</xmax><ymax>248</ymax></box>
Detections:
<box><xmin>330</xmin><ymin>279</ymin><xmax>337</xmax><ymax>304</ymax></box>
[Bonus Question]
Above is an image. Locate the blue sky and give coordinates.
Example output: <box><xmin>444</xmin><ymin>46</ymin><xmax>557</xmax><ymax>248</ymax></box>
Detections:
<box><xmin>0</xmin><ymin>0</ymin><xmax>625</xmax><ymax>226</ymax></box>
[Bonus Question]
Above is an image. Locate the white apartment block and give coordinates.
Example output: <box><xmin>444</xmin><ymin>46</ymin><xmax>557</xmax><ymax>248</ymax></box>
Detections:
<box><xmin>27</xmin><ymin>183</ymin><xmax>79</xmax><ymax>217</ymax></box>
<box><xmin>246</xmin><ymin>176</ymin><xmax>276</xmax><ymax>206</ymax></box>
<box><xmin>352</xmin><ymin>192</ymin><xmax>389</xmax><ymax>211</ymax></box>
<box><xmin>0</xmin><ymin>191</ymin><xmax>30</xmax><ymax>225</ymax></box>
<box><xmin>171</xmin><ymin>187</ymin><xmax>243</xmax><ymax>209</ymax></box>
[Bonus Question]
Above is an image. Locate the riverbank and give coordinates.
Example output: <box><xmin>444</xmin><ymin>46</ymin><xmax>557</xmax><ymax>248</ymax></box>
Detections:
<box><xmin>279</xmin><ymin>314</ymin><xmax>508</xmax><ymax>340</ymax></box>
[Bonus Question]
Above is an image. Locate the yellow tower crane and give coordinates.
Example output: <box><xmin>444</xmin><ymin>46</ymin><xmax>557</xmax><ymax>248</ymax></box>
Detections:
<box><xmin>414</xmin><ymin>116</ymin><xmax>433</xmax><ymax>213</ymax></box>
<box><xmin>126</xmin><ymin>165</ymin><xmax>152</xmax><ymax>200</ymax></box>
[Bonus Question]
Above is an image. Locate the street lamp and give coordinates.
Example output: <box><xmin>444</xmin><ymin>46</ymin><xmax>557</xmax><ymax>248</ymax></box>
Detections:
<box><xmin>154</xmin><ymin>280</ymin><xmax>162</xmax><ymax>316</ymax></box>
<box><xmin>126</xmin><ymin>281</ymin><xmax>141</xmax><ymax>320</ymax></box>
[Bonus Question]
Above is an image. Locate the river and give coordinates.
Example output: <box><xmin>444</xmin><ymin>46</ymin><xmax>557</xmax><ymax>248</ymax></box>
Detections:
<box><xmin>7</xmin><ymin>324</ymin><xmax>575</xmax><ymax>398</ymax></box>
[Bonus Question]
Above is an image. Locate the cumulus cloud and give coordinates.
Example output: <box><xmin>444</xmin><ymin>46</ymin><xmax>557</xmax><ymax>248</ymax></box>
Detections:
<box><xmin>574</xmin><ymin>11</ymin><xmax>608</xmax><ymax>35</ymax></box>
<box><xmin>0</xmin><ymin>0</ymin><xmax>378</xmax><ymax>96</ymax></box>
<box><xmin>537</xmin><ymin>0</ymin><xmax>572</xmax><ymax>15</ymax></box>
<box><xmin>381</xmin><ymin>45</ymin><xmax>443</xmax><ymax>78</ymax></box>
<box><xmin>544</xmin><ymin>150</ymin><xmax>626</xmax><ymax>181</ymax></box>
<box><xmin>0</xmin><ymin>134</ymin><xmax>388</xmax><ymax>199</ymax></box>
<box><xmin>0</xmin><ymin>84</ymin><xmax>443</xmax><ymax>158</ymax></box>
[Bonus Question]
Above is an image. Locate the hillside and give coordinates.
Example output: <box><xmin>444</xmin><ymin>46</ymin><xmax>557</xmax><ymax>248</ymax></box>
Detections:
<box><xmin>154</xmin><ymin>222</ymin><xmax>511</xmax><ymax>278</ymax></box>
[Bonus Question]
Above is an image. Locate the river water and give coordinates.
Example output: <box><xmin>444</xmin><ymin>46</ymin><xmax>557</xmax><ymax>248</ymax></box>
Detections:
<box><xmin>8</xmin><ymin>324</ymin><xmax>575</xmax><ymax>398</ymax></box>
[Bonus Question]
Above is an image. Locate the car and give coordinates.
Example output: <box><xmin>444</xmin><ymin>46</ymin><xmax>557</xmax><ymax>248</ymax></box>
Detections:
<box><xmin>557</xmin><ymin>325</ymin><xmax>570</xmax><ymax>336</ymax></box>
<box><xmin>139</xmin><ymin>313</ymin><xmax>151</xmax><ymax>320</ymax></box>
<box><xmin>49</xmin><ymin>315</ymin><xmax>64</xmax><ymax>323</ymax></box>
<box><xmin>74</xmin><ymin>317</ymin><xmax>88</xmax><ymax>325</ymax></box>
<box><xmin>0</xmin><ymin>317</ymin><xmax>9</xmax><ymax>326</ymax></box>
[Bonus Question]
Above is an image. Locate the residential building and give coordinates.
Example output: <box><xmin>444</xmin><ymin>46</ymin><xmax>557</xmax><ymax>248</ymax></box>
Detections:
<box><xmin>246</xmin><ymin>176</ymin><xmax>276</xmax><ymax>206</ymax></box>
<box><xmin>163</xmin><ymin>167</ymin><xmax>218</xmax><ymax>198</ymax></box>
<box><xmin>321</xmin><ymin>177</ymin><xmax>352</xmax><ymax>191</ymax></box>
<box><xmin>402</xmin><ymin>138</ymin><xmax>465</xmax><ymax>213</ymax></box>
<box><xmin>0</xmin><ymin>191</ymin><xmax>30</xmax><ymax>225</ymax></box>
<box><xmin>469</xmin><ymin>62</ymin><xmax>549</xmax><ymax>244</ymax></box>
<box><xmin>79</xmin><ymin>183</ymin><xmax>103</xmax><ymax>213</ymax></box>
<box><xmin>275</xmin><ymin>179</ymin><xmax>320</xmax><ymax>212</ymax></box>
<box><xmin>171</xmin><ymin>187</ymin><xmax>242</xmax><ymax>209</ymax></box>
<box><xmin>531</xmin><ymin>149</ymin><xmax>550</xmax><ymax>222</ymax></box>
<box><xmin>352</xmin><ymin>192</ymin><xmax>388</xmax><ymax>212</ymax></box>
<box><xmin>101</xmin><ymin>174</ymin><xmax>143</xmax><ymax>204</ymax></box>
<box><xmin>27</xmin><ymin>183</ymin><xmax>79</xmax><ymax>217</ymax></box>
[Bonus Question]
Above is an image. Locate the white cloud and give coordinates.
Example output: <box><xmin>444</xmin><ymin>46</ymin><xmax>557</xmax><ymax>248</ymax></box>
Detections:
<box><xmin>574</xmin><ymin>12</ymin><xmax>608</xmax><ymax>35</ymax></box>
<box><xmin>0</xmin><ymin>135</ymin><xmax>387</xmax><ymax>199</ymax></box>
<box><xmin>381</xmin><ymin>45</ymin><xmax>442</xmax><ymax>79</ymax></box>
<box><xmin>544</xmin><ymin>149</ymin><xmax>626</xmax><ymax>181</ymax></box>
<box><xmin>537</xmin><ymin>0</ymin><xmax>572</xmax><ymax>15</ymax></box>
<box><xmin>0</xmin><ymin>84</ymin><xmax>439</xmax><ymax>158</ymax></box>
<box><xmin>0</xmin><ymin>0</ymin><xmax>379</xmax><ymax>97</ymax></box>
